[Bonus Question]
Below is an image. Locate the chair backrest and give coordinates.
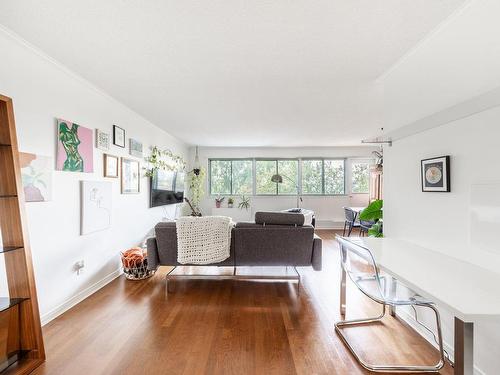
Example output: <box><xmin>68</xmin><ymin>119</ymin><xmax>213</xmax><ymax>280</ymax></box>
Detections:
<box><xmin>337</xmin><ymin>236</ymin><xmax>385</xmax><ymax>302</ymax></box>
<box><xmin>343</xmin><ymin>207</ymin><xmax>357</xmax><ymax>223</ymax></box>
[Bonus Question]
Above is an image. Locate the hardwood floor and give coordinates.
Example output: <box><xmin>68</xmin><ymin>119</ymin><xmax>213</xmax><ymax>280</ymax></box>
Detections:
<box><xmin>32</xmin><ymin>230</ymin><xmax>452</xmax><ymax>374</ymax></box>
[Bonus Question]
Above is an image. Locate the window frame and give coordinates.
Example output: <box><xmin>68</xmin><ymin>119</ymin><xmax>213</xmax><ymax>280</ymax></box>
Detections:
<box><xmin>350</xmin><ymin>158</ymin><xmax>371</xmax><ymax>194</ymax></box>
<box><xmin>300</xmin><ymin>158</ymin><xmax>346</xmax><ymax>196</ymax></box>
<box><xmin>208</xmin><ymin>158</ymin><xmax>253</xmax><ymax>196</ymax></box>
<box><xmin>254</xmin><ymin>158</ymin><xmax>299</xmax><ymax>196</ymax></box>
<box><xmin>208</xmin><ymin>157</ymin><xmax>348</xmax><ymax>197</ymax></box>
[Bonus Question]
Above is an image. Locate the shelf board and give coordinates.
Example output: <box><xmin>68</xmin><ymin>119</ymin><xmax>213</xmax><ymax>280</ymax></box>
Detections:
<box><xmin>0</xmin><ymin>195</ymin><xmax>17</xmax><ymax>199</ymax></box>
<box><xmin>0</xmin><ymin>350</ymin><xmax>32</xmax><ymax>373</ymax></box>
<box><xmin>0</xmin><ymin>297</ymin><xmax>28</xmax><ymax>313</ymax></box>
<box><xmin>0</xmin><ymin>246</ymin><xmax>23</xmax><ymax>254</ymax></box>
<box><xmin>0</xmin><ymin>143</ymin><xmax>11</xmax><ymax>147</ymax></box>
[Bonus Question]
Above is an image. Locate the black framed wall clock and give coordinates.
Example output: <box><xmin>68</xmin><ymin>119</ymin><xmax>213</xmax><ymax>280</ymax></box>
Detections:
<box><xmin>421</xmin><ymin>155</ymin><xmax>450</xmax><ymax>192</ymax></box>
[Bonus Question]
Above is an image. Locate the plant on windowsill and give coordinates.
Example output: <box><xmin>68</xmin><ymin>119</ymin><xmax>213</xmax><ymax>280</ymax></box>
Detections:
<box><xmin>359</xmin><ymin>199</ymin><xmax>383</xmax><ymax>237</ymax></box>
<box><xmin>215</xmin><ymin>195</ymin><xmax>225</xmax><ymax>208</ymax></box>
<box><xmin>238</xmin><ymin>196</ymin><xmax>250</xmax><ymax>210</ymax></box>
<box><xmin>227</xmin><ymin>197</ymin><xmax>234</xmax><ymax>208</ymax></box>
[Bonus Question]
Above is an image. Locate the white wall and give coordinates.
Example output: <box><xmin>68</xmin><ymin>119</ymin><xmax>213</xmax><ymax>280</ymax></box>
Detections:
<box><xmin>384</xmin><ymin>106</ymin><xmax>500</xmax><ymax>375</ymax></box>
<box><xmin>192</xmin><ymin>146</ymin><xmax>375</xmax><ymax>227</ymax></box>
<box><xmin>0</xmin><ymin>29</ymin><xmax>188</xmax><ymax>323</ymax></box>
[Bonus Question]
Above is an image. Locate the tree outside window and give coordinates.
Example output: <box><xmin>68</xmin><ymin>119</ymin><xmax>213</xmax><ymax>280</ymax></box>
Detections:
<box><xmin>351</xmin><ymin>161</ymin><xmax>369</xmax><ymax>193</ymax></box>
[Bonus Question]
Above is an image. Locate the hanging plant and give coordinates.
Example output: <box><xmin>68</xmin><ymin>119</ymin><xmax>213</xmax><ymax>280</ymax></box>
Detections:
<box><xmin>144</xmin><ymin>146</ymin><xmax>186</xmax><ymax>177</ymax></box>
<box><xmin>186</xmin><ymin>167</ymin><xmax>205</xmax><ymax>213</ymax></box>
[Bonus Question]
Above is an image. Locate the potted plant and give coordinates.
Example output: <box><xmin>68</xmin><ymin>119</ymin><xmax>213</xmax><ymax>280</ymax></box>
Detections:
<box><xmin>359</xmin><ymin>199</ymin><xmax>383</xmax><ymax>237</ymax></box>
<box><xmin>238</xmin><ymin>196</ymin><xmax>250</xmax><ymax>211</ymax></box>
<box><xmin>215</xmin><ymin>195</ymin><xmax>225</xmax><ymax>208</ymax></box>
<box><xmin>227</xmin><ymin>197</ymin><xmax>234</xmax><ymax>208</ymax></box>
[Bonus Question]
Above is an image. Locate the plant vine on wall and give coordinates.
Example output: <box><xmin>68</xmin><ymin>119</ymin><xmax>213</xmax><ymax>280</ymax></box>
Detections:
<box><xmin>144</xmin><ymin>146</ymin><xmax>186</xmax><ymax>177</ymax></box>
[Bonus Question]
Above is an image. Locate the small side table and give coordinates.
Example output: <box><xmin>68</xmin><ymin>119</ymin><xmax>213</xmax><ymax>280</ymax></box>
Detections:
<box><xmin>283</xmin><ymin>208</ymin><xmax>315</xmax><ymax>227</ymax></box>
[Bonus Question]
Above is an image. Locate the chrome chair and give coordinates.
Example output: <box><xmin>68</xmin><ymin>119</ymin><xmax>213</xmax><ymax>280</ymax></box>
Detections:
<box><xmin>342</xmin><ymin>207</ymin><xmax>360</xmax><ymax>236</ymax></box>
<box><xmin>336</xmin><ymin>237</ymin><xmax>445</xmax><ymax>373</ymax></box>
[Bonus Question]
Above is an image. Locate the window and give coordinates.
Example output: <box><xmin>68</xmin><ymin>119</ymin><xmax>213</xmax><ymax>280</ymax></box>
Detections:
<box><xmin>208</xmin><ymin>158</ymin><xmax>347</xmax><ymax>196</ymax></box>
<box><xmin>301</xmin><ymin>159</ymin><xmax>345</xmax><ymax>195</ymax></box>
<box><xmin>255</xmin><ymin>159</ymin><xmax>298</xmax><ymax>195</ymax></box>
<box><xmin>277</xmin><ymin>160</ymin><xmax>298</xmax><ymax>195</ymax></box>
<box><xmin>351</xmin><ymin>161</ymin><xmax>370</xmax><ymax>193</ymax></box>
<box><xmin>209</xmin><ymin>159</ymin><xmax>252</xmax><ymax>195</ymax></box>
<box><xmin>324</xmin><ymin>159</ymin><xmax>345</xmax><ymax>194</ymax></box>
<box><xmin>302</xmin><ymin>160</ymin><xmax>323</xmax><ymax>194</ymax></box>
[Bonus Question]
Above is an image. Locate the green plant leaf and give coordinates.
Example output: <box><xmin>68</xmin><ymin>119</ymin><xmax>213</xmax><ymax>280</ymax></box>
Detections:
<box><xmin>359</xmin><ymin>199</ymin><xmax>383</xmax><ymax>221</ymax></box>
<box><xmin>368</xmin><ymin>221</ymin><xmax>383</xmax><ymax>237</ymax></box>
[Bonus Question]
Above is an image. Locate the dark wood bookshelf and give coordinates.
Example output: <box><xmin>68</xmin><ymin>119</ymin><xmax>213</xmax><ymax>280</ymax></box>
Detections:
<box><xmin>0</xmin><ymin>94</ymin><xmax>45</xmax><ymax>374</ymax></box>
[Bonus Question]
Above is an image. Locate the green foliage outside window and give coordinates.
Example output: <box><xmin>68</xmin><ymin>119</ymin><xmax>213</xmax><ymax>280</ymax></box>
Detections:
<box><xmin>255</xmin><ymin>160</ymin><xmax>277</xmax><ymax>194</ymax></box>
<box><xmin>352</xmin><ymin>162</ymin><xmax>369</xmax><ymax>193</ymax></box>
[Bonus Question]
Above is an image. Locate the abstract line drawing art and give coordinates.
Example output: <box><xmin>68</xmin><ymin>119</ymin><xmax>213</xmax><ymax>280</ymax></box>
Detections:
<box><xmin>56</xmin><ymin>118</ymin><xmax>94</xmax><ymax>173</ymax></box>
<box><xmin>81</xmin><ymin>181</ymin><xmax>112</xmax><ymax>235</ymax></box>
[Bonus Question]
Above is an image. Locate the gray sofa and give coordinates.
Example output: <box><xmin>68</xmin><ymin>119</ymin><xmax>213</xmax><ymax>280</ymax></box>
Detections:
<box><xmin>146</xmin><ymin>211</ymin><xmax>322</xmax><ymax>271</ymax></box>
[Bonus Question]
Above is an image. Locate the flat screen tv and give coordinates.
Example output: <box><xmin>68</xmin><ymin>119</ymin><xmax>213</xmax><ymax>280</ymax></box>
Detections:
<box><xmin>150</xmin><ymin>169</ymin><xmax>185</xmax><ymax>207</ymax></box>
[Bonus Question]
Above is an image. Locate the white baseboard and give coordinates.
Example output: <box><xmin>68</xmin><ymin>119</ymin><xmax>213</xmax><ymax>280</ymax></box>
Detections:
<box><xmin>397</xmin><ymin>308</ymin><xmax>485</xmax><ymax>375</ymax></box>
<box><xmin>40</xmin><ymin>268</ymin><xmax>122</xmax><ymax>326</ymax></box>
<box><xmin>315</xmin><ymin>220</ymin><xmax>344</xmax><ymax>229</ymax></box>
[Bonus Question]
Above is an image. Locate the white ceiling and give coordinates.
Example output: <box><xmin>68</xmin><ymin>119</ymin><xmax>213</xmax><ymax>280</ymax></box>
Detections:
<box><xmin>0</xmin><ymin>0</ymin><xmax>466</xmax><ymax>147</ymax></box>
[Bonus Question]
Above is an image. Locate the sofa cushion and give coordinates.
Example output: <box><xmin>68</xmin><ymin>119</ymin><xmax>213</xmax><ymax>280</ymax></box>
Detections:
<box><xmin>254</xmin><ymin>211</ymin><xmax>305</xmax><ymax>226</ymax></box>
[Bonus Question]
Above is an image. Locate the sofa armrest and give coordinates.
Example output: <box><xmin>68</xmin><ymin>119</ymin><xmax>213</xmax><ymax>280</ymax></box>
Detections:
<box><xmin>146</xmin><ymin>237</ymin><xmax>160</xmax><ymax>271</ymax></box>
<box><xmin>312</xmin><ymin>234</ymin><xmax>322</xmax><ymax>271</ymax></box>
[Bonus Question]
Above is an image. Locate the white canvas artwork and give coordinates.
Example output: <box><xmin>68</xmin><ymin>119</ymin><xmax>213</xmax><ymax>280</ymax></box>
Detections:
<box><xmin>81</xmin><ymin>181</ymin><xmax>112</xmax><ymax>235</ymax></box>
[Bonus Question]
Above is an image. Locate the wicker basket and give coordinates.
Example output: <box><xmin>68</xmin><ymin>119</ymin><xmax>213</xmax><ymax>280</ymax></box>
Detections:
<box><xmin>121</xmin><ymin>249</ymin><xmax>156</xmax><ymax>280</ymax></box>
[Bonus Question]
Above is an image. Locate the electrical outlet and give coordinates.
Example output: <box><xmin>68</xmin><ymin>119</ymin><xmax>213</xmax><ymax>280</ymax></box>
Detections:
<box><xmin>74</xmin><ymin>260</ymin><xmax>85</xmax><ymax>275</ymax></box>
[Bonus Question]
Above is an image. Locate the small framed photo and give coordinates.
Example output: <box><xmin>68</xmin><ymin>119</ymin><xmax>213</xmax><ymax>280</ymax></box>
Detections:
<box><xmin>121</xmin><ymin>157</ymin><xmax>140</xmax><ymax>194</ymax></box>
<box><xmin>129</xmin><ymin>138</ymin><xmax>143</xmax><ymax>158</ymax></box>
<box><xmin>113</xmin><ymin>125</ymin><xmax>126</xmax><ymax>148</ymax></box>
<box><xmin>421</xmin><ymin>156</ymin><xmax>450</xmax><ymax>192</ymax></box>
<box><xmin>95</xmin><ymin>129</ymin><xmax>110</xmax><ymax>151</ymax></box>
<box><xmin>103</xmin><ymin>154</ymin><xmax>119</xmax><ymax>178</ymax></box>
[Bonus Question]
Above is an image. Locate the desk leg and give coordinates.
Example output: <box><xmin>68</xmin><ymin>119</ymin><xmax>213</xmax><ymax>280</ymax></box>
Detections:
<box><xmin>340</xmin><ymin>267</ymin><xmax>346</xmax><ymax>316</ymax></box>
<box><xmin>454</xmin><ymin>317</ymin><xmax>474</xmax><ymax>375</ymax></box>
<box><xmin>389</xmin><ymin>277</ymin><xmax>397</xmax><ymax>317</ymax></box>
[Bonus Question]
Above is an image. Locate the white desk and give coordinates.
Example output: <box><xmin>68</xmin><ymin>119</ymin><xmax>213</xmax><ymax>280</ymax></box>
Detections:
<box><xmin>337</xmin><ymin>236</ymin><xmax>500</xmax><ymax>375</ymax></box>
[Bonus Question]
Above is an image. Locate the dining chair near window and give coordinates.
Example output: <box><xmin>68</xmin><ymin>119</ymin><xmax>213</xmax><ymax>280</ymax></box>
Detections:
<box><xmin>359</xmin><ymin>219</ymin><xmax>375</xmax><ymax>236</ymax></box>
<box><xmin>343</xmin><ymin>207</ymin><xmax>360</xmax><ymax>236</ymax></box>
<box><xmin>335</xmin><ymin>237</ymin><xmax>445</xmax><ymax>373</ymax></box>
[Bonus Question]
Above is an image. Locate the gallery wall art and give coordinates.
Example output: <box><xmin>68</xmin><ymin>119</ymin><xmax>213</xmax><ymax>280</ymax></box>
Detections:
<box><xmin>121</xmin><ymin>158</ymin><xmax>140</xmax><ymax>194</ymax></box>
<box><xmin>113</xmin><ymin>125</ymin><xmax>125</xmax><ymax>148</ymax></box>
<box><xmin>56</xmin><ymin>118</ymin><xmax>94</xmax><ymax>173</ymax></box>
<box><xmin>81</xmin><ymin>180</ymin><xmax>112</xmax><ymax>235</ymax></box>
<box><xmin>104</xmin><ymin>154</ymin><xmax>119</xmax><ymax>178</ymax></box>
<box><xmin>421</xmin><ymin>155</ymin><xmax>450</xmax><ymax>192</ymax></box>
<box><xmin>129</xmin><ymin>138</ymin><xmax>143</xmax><ymax>157</ymax></box>
<box><xmin>19</xmin><ymin>152</ymin><xmax>53</xmax><ymax>202</ymax></box>
<box><xmin>96</xmin><ymin>129</ymin><xmax>110</xmax><ymax>151</ymax></box>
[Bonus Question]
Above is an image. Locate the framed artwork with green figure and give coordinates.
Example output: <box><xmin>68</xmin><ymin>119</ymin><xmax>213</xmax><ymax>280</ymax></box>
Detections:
<box><xmin>56</xmin><ymin>118</ymin><xmax>94</xmax><ymax>173</ymax></box>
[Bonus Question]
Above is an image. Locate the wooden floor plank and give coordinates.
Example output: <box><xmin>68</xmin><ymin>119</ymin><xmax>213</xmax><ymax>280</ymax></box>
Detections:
<box><xmin>32</xmin><ymin>230</ymin><xmax>453</xmax><ymax>374</ymax></box>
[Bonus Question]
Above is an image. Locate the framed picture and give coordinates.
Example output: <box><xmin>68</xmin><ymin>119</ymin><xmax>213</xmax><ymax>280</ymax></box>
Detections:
<box><xmin>19</xmin><ymin>152</ymin><xmax>53</xmax><ymax>202</ymax></box>
<box><xmin>121</xmin><ymin>157</ymin><xmax>140</xmax><ymax>194</ymax></box>
<box><xmin>421</xmin><ymin>156</ymin><xmax>450</xmax><ymax>192</ymax></box>
<box><xmin>129</xmin><ymin>138</ymin><xmax>143</xmax><ymax>157</ymax></box>
<box><xmin>113</xmin><ymin>125</ymin><xmax>125</xmax><ymax>148</ymax></box>
<box><xmin>96</xmin><ymin>129</ymin><xmax>110</xmax><ymax>151</ymax></box>
<box><xmin>81</xmin><ymin>180</ymin><xmax>112</xmax><ymax>235</ymax></box>
<box><xmin>56</xmin><ymin>118</ymin><xmax>94</xmax><ymax>173</ymax></box>
<box><xmin>104</xmin><ymin>154</ymin><xmax>119</xmax><ymax>178</ymax></box>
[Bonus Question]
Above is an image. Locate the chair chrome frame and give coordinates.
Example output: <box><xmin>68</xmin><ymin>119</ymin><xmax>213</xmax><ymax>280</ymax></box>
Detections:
<box><xmin>335</xmin><ymin>237</ymin><xmax>446</xmax><ymax>373</ymax></box>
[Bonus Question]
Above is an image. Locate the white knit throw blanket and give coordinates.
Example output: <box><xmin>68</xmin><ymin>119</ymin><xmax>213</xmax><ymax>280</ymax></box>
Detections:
<box><xmin>176</xmin><ymin>216</ymin><xmax>234</xmax><ymax>265</ymax></box>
